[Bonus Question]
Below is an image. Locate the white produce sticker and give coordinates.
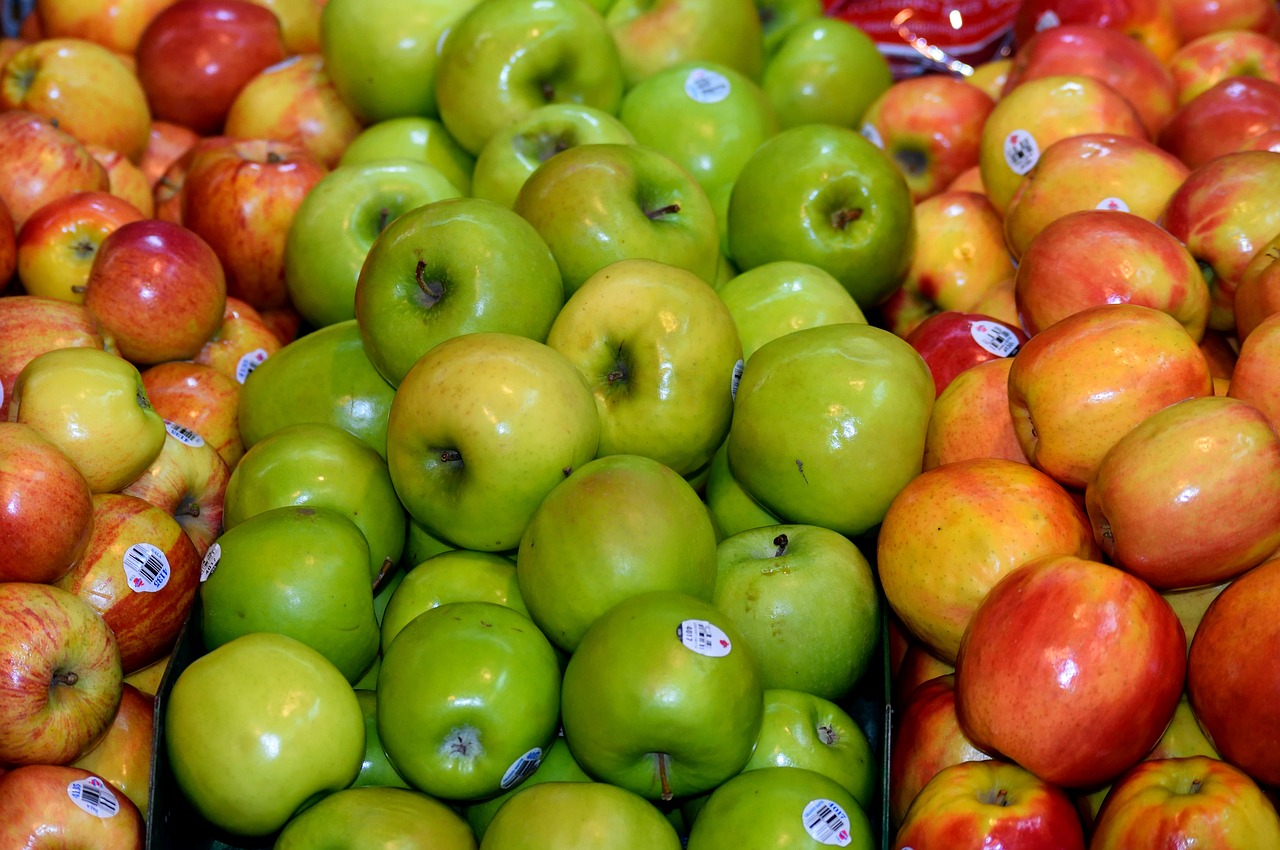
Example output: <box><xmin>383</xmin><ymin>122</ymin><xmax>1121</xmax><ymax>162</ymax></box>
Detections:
<box><xmin>730</xmin><ymin>359</ymin><xmax>745</xmax><ymax>400</ymax></box>
<box><xmin>1096</xmin><ymin>197</ymin><xmax>1130</xmax><ymax>212</ymax></box>
<box><xmin>235</xmin><ymin>348</ymin><xmax>269</xmax><ymax>384</ymax></box>
<box><xmin>67</xmin><ymin>776</ymin><xmax>120</xmax><ymax>818</ymax></box>
<box><xmin>500</xmin><ymin>747</ymin><xmax>543</xmax><ymax>789</ymax></box>
<box><xmin>684</xmin><ymin>68</ymin><xmax>731</xmax><ymax>103</ymax></box>
<box><xmin>1003</xmin><ymin>130</ymin><xmax>1040</xmax><ymax>176</ymax></box>
<box><xmin>200</xmin><ymin>543</ymin><xmax>221</xmax><ymax>582</ymax></box>
<box><xmin>860</xmin><ymin>123</ymin><xmax>885</xmax><ymax>150</ymax></box>
<box><xmin>123</xmin><ymin>543</ymin><xmax>170</xmax><ymax>593</ymax></box>
<box><xmin>802</xmin><ymin>798</ymin><xmax>853</xmax><ymax>846</ymax></box>
<box><xmin>164</xmin><ymin>419</ymin><xmax>205</xmax><ymax>447</ymax></box>
<box><xmin>970</xmin><ymin>321</ymin><xmax>1021</xmax><ymax>358</ymax></box>
<box><xmin>676</xmin><ymin>620</ymin><xmax>732</xmax><ymax>657</ymax></box>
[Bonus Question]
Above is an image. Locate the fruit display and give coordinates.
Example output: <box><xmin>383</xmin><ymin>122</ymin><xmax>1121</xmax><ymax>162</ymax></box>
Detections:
<box><xmin>2</xmin><ymin>0</ymin><xmax>1280</xmax><ymax>848</ymax></box>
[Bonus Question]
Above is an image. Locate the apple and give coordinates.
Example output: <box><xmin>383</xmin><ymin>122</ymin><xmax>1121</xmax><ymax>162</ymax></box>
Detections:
<box><xmin>905</xmin><ymin>311</ymin><xmax>1027</xmax><ymax>398</ymax></box>
<box><xmin>349</xmin><ymin>689</ymin><xmax>410</xmax><ymax>788</ymax></box>
<box><xmin>0</xmin><ymin>110</ymin><xmax>109</xmax><ymax>231</ymax></box>
<box><xmin>485</xmin><ymin>781</ymin><xmax>681</xmax><ymax>849</ymax></box>
<box><xmin>34</xmin><ymin>0</ymin><xmax>176</xmax><ymax>54</ymax></box>
<box><xmin>192</xmin><ymin>296</ymin><xmax>283</xmax><ymax>386</ymax></box>
<box><xmin>892</xmin><ymin>644</ymin><xmax>955</xmax><ymax>707</ymax></box>
<box><xmin>0</xmin><ymin>765</ymin><xmax>144</xmax><ymax>850</ymax></box>
<box><xmin>339</xmin><ymin>115</ymin><xmax>476</xmax><ymax>196</ymax></box>
<box><xmin>0</xmin><ymin>582</ymin><xmax>122</xmax><ymax>766</ymax></box>
<box><xmin>165</xmin><ymin>631</ymin><xmax>365</xmax><ymax>836</ymax></box>
<box><xmin>140</xmin><ymin>361</ymin><xmax>243</xmax><ymax>470</ymax></box>
<box><xmin>86</xmin><ymin>146</ymin><xmax>155</xmax><ymax>219</ymax></box>
<box><xmin>150</xmin><ymin>134</ymin><xmax>239</xmax><ymax>226</ymax></box>
<box><xmin>70</xmin><ymin>684</ymin><xmax>153</xmax><ymax>819</ymax></box>
<box><xmin>15</xmin><ymin>191</ymin><xmax>144</xmax><ymax>305</ymax></box>
<box><xmin>355</xmin><ymin>196</ymin><xmax>565</xmax><ymax>386</ymax></box>
<box><xmin>1235</xmin><ymin>233</ymin><xmax>1280</xmax><ymax>341</ymax></box>
<box><xmin>762</xmin><ymin>16</ymin><xmax>891</xmax><ymax>130</ymax></box>
<box><xmin>605</xmin><ymin>0</ymin><xmax>764</xmax><ymax>88</ymax></box>
<box><xmin>1158</xmin><ymin>76</ymin><xmax>1280</xmax><ymax>170</ymax></box>
<box><xmin>1012</xmin><ymin>0</ymin><xmax>1182</xmax><ymax>64</ymax></box>
<box><xmin>923</xmin><ymin>357</ymin><xmax>1028</xmax><ymax>470</ymax></box>
<box><xmin>755</xmin><ymin>0</ymin><xmax>822</xmax><ymax>55</ymax></box>
<box><xmin>727</xmin><ymin>123</ymin><xmax>915</xmax><ymax>310</ymax></box>
<box><xmin>0</xmin><ymin>295</ymin><xmax>112</xmax><ymax>421</ymax></box>
<box><xmin>381</xmin><ymin>549</ymin><xmax>526</xmax><ymax>651</ymax></box>
<box><xmin>1169</xmin><ymin>0</ymin><xmax>1280</xmax><ymax>42</ymax></box>
<box><xmin>119</xmin><ymin>421</ymin><xmax>228</xmax><ymax>558</ymax></box>
<box><xmin>703</xmin><ymin>439</ymin><xmax>782</xmax><ymax>540</ymax></box>
<box><xmin>275</xmin><ymin>786</ymin><xmax>477</xmax><ymax>849</ymax></box>
<box><xmin>1229</xmin><ymin>312</ymin><xmax>1280</xmax><ymax>429</ymax></box>
<box><xmin>463</xmin><ymin>737</ymin><xmax>593</xmax><ymax>839</ymax></box>
<box><xmin>0</xmin><ymin>195</ymin><xmax>15</xmax><ymax>285</ymax></box>
<box><xmin>967</xmin><ymin>58</ymin><xmax>1013</xmax><ymax>100</ymax></box>
<box><xmin>1169</xmin><ymin>30</ymin><xmax>1280</xmax><ymax>106</ymax></box>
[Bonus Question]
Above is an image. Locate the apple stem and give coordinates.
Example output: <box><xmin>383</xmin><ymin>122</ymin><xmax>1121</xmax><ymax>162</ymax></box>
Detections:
<box><xmin>181</xmin><ymin>501</ymin><xmax>201</xmax><ymax>517</ymax></box>
<box><xmin>645</xmin><ymin>203</ymin><xmax>681</xmax><ymax>220</ymax></box>
<box><xmin>994</xmin><ymin>788</ymin><xmax>1009</xmax><ymax>807</ymax></box>
<box><xmin>415</xmin><ymin>260</ymin><xmax>446</xmax><ymax>306</ymax></box>
<box><xmin>830</xmin><ymin>208</ymin><xmax>863</xmax><ymax>230</ymax></box>
<box><xmin>71</xmin><ymin>285</ymin><xmax>88</xmax><ymax>295</ymax></box>
<box><xmin>377</xmin><ymin>207</ymin><xmax>392</xmax><ymax>234</ymax></box>
<box><xmin>773</xmin><ymin>533</ymin><xmax>789</xmax><ymax>558</ymax></box>
<box><xmin>51</xmin><ymin>670</ymin><xmax>79</xmax><ymax>687</ymax></box>
<box><xmin>372</xmin><ymin>557</ymin><xmax>395</xmax><ymax>593</ymax></box>
<box><xmin>657</xmin><ymin>752</ymin><xmax>673</xmax><ymax>801</ymax></box>
<box><xmin>540</xmin><ymin>81</ymin><xmax>556</xmax><ymax>102</ymax></box>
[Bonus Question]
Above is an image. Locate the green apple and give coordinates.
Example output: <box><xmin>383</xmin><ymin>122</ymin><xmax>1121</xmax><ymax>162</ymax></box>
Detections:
<box><xmin>434</xmin><ymin>0</ymin><xmax>626</xmax><ymax>155</ymax></box>
<box><xmin>464</xmin><ymin>738</ymin><xmax>593</xmax><ymax>839</ymax></box>
<box><xmin>606</xmin><ymin>0</ymin><xmax>765</xmax><ymax>87</ymax></box>
<box><xmin>560</xmin><ymin>590</ymin><xmax>764</xmax><ymax>800</ymax></box>
<box><xmin>373</xmin><ymin>564</ymin><xmax>406</xmax><ymax>625</ymax></box>
<box><xmin>756</xmin><ymin>0</ymin><xmax>824</xmax><ymax>54</ymax></box>
<box><xmin>727</xmin><ymin>323</ymin><xmax>933</xmax><ymax>537</ymax></box>
<box><xmin>9</xmin><ymin>347</ymin><xmax>165</xmax><ymax>493</ymax></box>
<box><xmin>200</xmin><ymin>506</ymin><xmax>380</xmax><ymax>682</ymax></box>
<box><xmin>515</xmin><ymin>453</ymin><xmax>720</xmax><ymax>652</ymax></box>
<box><xmin>472</xmin><ymin>104</ymin><xmax>636</xmax><ymax>209</ymax></box>
<box><xmin>762</xmin><ymin>17</ymin><xmax>892</xmax><ymax>129</ymax></box>
<box><xmin>354</xmin><ymin>197</ymin><xmax>565</xmax><ymax>387</ymax></box>
<box><xmin>340</xmin><ymin>117</ymin><xmax>476</xmax><ymax>196</ymax></box>
<box><xmin>377</xmin><ymin>601</ymin><xmax>561</xmax><ymax>800</ymax></box>
<box><xmin>513</xmin><ymin>143</ymin><xmax>721</xmax><ymax>293</ymax></box>
<box><xmin>716</xmin><ymin>260</ymin><xmax>867</xmax><ymax>359</ymax></box>
<box><xmin>237</xmin><ymin>320</ymin><xmax>397</xmax><ymax>460</ymax></box>
<box><xmin>385</xmin><ymin>332</ymin><xmax>600</xmax><ymax>552</ymax></box>
<box><xmin>320</xmin><ymin>0</ymin><xmax>483</xmax><ymax>123</ymax></box>
<box><xmin>351</xmin><ymin>690</ymin><xmax>410</xmax><ymax>789</ymax></box>
<box><xmin>403</xmin><ymin>514</ymin><xmax>457</xmax><ymax>566</ymax></box>
<box><xmin>727</xmin><ymin>123</ymin><xmax>915</xmax><ymax>310</ymax></box>
<box><xmin>685</xmin><ymin>766</ymin><xmax>875</xmax><ymax>849</ymax></box>
<box><xmin>704</xmin><ymin>439</ymin><xmax>781</xmax><ymax>540</ymax></box>
<box><xmin>618</xmin><ymin>61</ymin><xmax>778</xmax><ymax>198</ymax></box>
<box><xmin>713</xmin><ymin>523</ymin><xmax>880</xmax><ymax>700</ymax></box>
<box><xmin>480</xmin><ymin>781</ymin><xmax>682</xmax><ymax>849</ymax></box>
<box><xmin>546</xmin><ymin>258</ymin><xmax>742</xmax><ymax>475</ymax></box>
<box><xmin>744</xmin><ymin>689</ymin><xmax>876</xmax><ymax>809</ymax></box>
<box><xmin>275</xmin><ymin>786</ymin><xmax>476</xmax><ymax>849</ymax></box>
<box><xmin>284</xmin><ymin>160</ymin><xmax>463</xmax><ymax>329</ymax></box>
<box><xmin>165</xmin><ymin>632</ymin><xmax>365</xmax><ymax>837</ymax></box>
<box><xmin>381</xmin><ymin>549</ymin><xmax>526</xmax><ymax>652</ymax></box>
<box><xmin>224</xmin><ymin>422</ymin><xmax>406</xmax><ymax>583</ymax></box>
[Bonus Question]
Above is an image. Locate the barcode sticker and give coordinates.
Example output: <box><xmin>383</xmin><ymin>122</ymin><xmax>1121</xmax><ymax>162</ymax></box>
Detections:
<box><xmin>1095</xmin><ymin>197</ymin><xmax>1129</xmax><ymax>212</ymax></box>
<box><xmin>67</xmin><ymin>776</ymin><xmax>120</xmax><ymax>818</ymax></box>
<box><xmin>1003</xmin><ymin>130</ymin><xmax>1040</xmax><ymax>176</ymax></box>
<box><xmin>802</xmin><ymin>798</ymin><xmax>853</xmax><ymax>846</ymax></box>
<box><xmin>200</xmin><ymin>543</ymin><xmax>221</xmax><ymax>582</ymax></box>
<box><xmin>235</xmin><ymin>349</ymin><xmax>269</xmax><ymax>384</ymax></box>
<box><xmin>164</xmin><ymin>419</ymin><xmax>205</xmax><ymax>447</ymax></box>
<box><xmin>860</xmin><ymin>123</ymin><xmax>885</xmax><ymax>150</ymax></box>
<box><xmin>684</xmin><ymin>68</ymin><xmax>731</xmax><ymax>104</ymax></box>
<box><xmin>970</xmin><ymin>321</ymin><xmax>1021</xmax><ymax>358</ymax></box>
<box><xmin>676</xmin><ymin>620</ymin><xmax>732</xmax><ymax>657</ymax></box>
<box><xmin>123</xmin><ymin>543</ymin><xmax>170</xmax><ymax>593</ymax></box>
<box><xmin>500</xmin><ymin>747</ymin><xmax>543</xmax><ymax>789</ymax></box>
<box><xmin>730</xmin><ymin>359</ymin><xmax>745</xmax><ymax>400</ymax></box>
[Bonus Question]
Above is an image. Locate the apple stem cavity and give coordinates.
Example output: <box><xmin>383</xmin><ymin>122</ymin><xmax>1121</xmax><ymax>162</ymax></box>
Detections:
<box><xmin>656</xmin><ymin>752</ymin><xmax>674</xmax><ymax>801</ymax></box>
<box><xmin>894</xmin><ymin>149</ymin><xmax>928</xmax><ymax>177</ymax></box>
<box><xmin>773</xmin><ymin>533</ymin><xmax>789</xmax><ymax>558</ymax></box>
<box><xmin>414</xmin><ymin>260</ymin><xmax>446</xmax><ymax>307</ymax></box>
<box><xmin>439</xmin><ymin>449</ymin><xmax>463</xmax><ymax>465</ymax></box>
<box><xmin>645</xmin><ymin>203</ymin><xmax>681</xmax><ymax>221</ymax></box>
<box><xmin>540</xmin><ymin>81</ymin><xmax>556</xmax><ymax>103</ymax></box>
<box><xmin>377</xmin><ymin>207</ymin><xmax>392</xmax><ymax>234</ymax></box>
<box><xmin>830</xmin><ymin>208</ymin><xmax>863</xmax><ymax>230</ymax></box>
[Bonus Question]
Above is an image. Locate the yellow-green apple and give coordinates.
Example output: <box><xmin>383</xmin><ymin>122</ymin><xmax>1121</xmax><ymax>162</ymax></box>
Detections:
<box><xmin>905</xmin><ymin>311</ymin><xmax>1027</xmax><ymax>397</ymax></box>
<box><xmin>86</xmin><ymin>146</ymin><xmax>155</xmax><ymax>218</ymax></box>
<box><xmin>956</xmin><ymin>554</ymin><xmax>1186</xmax><ymax>788</ymax></box>
<box><xmin>140</xmin><ymin>361</ymin><xmax>243</xmax><ymax>470</ymax></box>
<box><xmin>754</xmin><ymin>0</ymin><xmax>823</xmax><ymax>55</ymax></box>
<box><xmin>923</xmin><ymin>357</ymin><xmax>1028</xmax><ymax>470</ymax></box>
<box><xmin>17</xmin><ymin>192</ymin><xmax>145</xmax><ymax>305</ymax></box>
<box><xmin>967</xmin><ymin>58</ymin><xmax>1012</xmax><ymax>101</ymax></box>
<box><xmin>1158</xmin><ymin>77</ymin><xmax>1280</xmax><ymax>170</ymax></box>
<box><xmin>134</xmin><ymin>0</ymin><xmax>287</xmax><ymax>135</ymax></box>
<box><xmin>8</xmin><ymin>347</ymin><xmax>166</xmax><ymax>493</ymax></box>
<box><xmin>0</xmin><ymin>295</ymin><xmax>112</xmax><ymax>420</ymax></box>
<box><xmin>1236</xmin><ymin>234</ymin><xmax>1280</xmax><ymax>340</ymax></box>
<box><xmin>386</xmin><ymin>332</ymin><xmax>600</xmax><ymax>552</ymax></box>
<box><xmin>463</xmin><ymin>737</ymin><xmax>590</xmax><ymax>839</ymax></box>
<box><xmin>1090</xmin><ymin>756</ymin><xmax>1280</xmax><ymax>848</ymax></box>
<box><xmin>165</xmin><ymin>631</ymin><xmax>365</xmax><ymax>837</ymax></box>
<box><xmin>1163</xmin><ymin>582</ymin><xmax>1230</xmax><ymax>653</ymax></box>
<box><xmin>119</xmin><ymin>421</ymin><xmax>229</xmax><ymax>557</ymax></box>
<box><xmin>355</xmin><ymin>197</ymin><xmax>564</xmax><ymax>387</ymax></box>
<box><xmin>0</xmin><ymin>765</ymin><xmax>144</xmax><ymax>849</ymax></box>
<box><xmin>703</xmin><ymin>439</ymin><xmax>781</xmax><ymax>540</ymax></box>
<box><xmin>889</xmin><ymin>675</ymin><xmax>992</xmax><ymax>829</ymax></box>
<box><xmin>1086</xmin><ymin>396</ymin><xmax>1280</xmax><ymax>589</ymax></box>
<box><xmin>727</xmin><ymin>322</ymin><xmax>934</xmax><ymax>537</ymax></box>
<box><xmin>1149</xmin><ymin>694</ymin><xmax>1222</xmax><ymax>761</ymax></box>
<box><xmin>247</xmin><ymin>0</ymin><xmax>323</xmax><ymax>51</ymax></box>
<box><xmin>878</xmin><ymin>457</ymin><xmax>1098</xmax><ymax>663</ymax></box>
<box><xmin>54</xmin><ymin>493</ymin><xmax>200</xmax><ymax>674</ymax></box>
<box><xmin>0</xmin><ymin>110</ymin><xmax>110</xmax><ymax>231</ymax></box>
<box><xmin>1015</xmin><ymin>209</ymin><xmax>1211</xmax><ymax>340</ymax></box>
<box><xmin>122</xmin><ymin>649</ymin><xmax>170</xmax><ymax>697</ymax></box>
<box><xmin>1228</xmin><ymin>312</ymin><xmax>1280</xmax><ymax>429</ymax></box>
<box><xmin>893</xmin><ymin>760</ymin><xmax>1086</xmax><ymax>850</ymax></box>
<box><xmin>192</xmin><ymin>296</ymin><xmax>283</xmax><ymax>385</ymax></box>
<box><xmin>727</xmin><ymin>124</ymin><xmax>915</xmax><ymax>310</ymax></box>
<box><xmin>1169</xmin><ymin>30</ymin><xmax>1280</xmax><ymax>106</ymax></box>
<box><xmin>715</xmin><ymin>260</ymin><xmax>867</xmax><ymax>361</ymax></box>
<box><xmin>1012</xmin><ymin>0</ymin><xmax>1182</xmax><ymax>63</ymax></box>
<box><xmin>979</xmin><ymin>75</ymin><xmax>1147</xmax><ymax>215</ymax></box>
<box><xmin>0</xmin><ymin>582</ymin><xmax>123</xmax><ymax>766</ymax></box>
<box><xmin>70</xmin><ymin>683</ymin><xmax>153</xmax><ymax>819</ymax></box>
<box><xmin>945</xmin><ymin>164</ymin><xmax>986</xmax><ymax>194</ymax></box>
<box><xmin>138</xmin><ymin>120</ymin><xmax>198</xmax><ymax>190</ymax></box>
<box><xmin>859</xmin><ymin>75</ymin><xmax>995</xmax><ymax>203</ymax></box>
<box><xmin>893</xmin><ymin>643</ymin><xmax>955</xmax><ymax>706</ymax></box>
<box><xmin>878</xmin><ymin>191</ymin><xmax>1014</xmax><ymax>338</ymax></box>
<box><xmin>713</xmin><ymin>523</ymin><xmax>879</xmax><ymax>700</ymax></box>
<box><xmin>1169</xmin><ymin>0</ymin><xmax>1280</xmax><ymax>42</ymax></box>
<box><xmin>1002</xmin><ymin>133</ymin><xmax>1189</xmax><ymax>260</ymax></box>
<box><xmin>223</xmin><ymin>53</ymin><xmax>363</xmax><ymax>169</ymax></box>
<box><xmin>35</xmin><ymin>0</ymin><xmax>175</xmax><ymax>54</ymax></box>
<box><xmin>339</xmin><ymin>116</ymin><xmax>476</xmax><ymax>195</ymax></box>
<box><xmin>1007</xmin><ymin>303</ymin><xmax>1214</xmax><ymax>489</ymax></box>
<box><xmin>606</xmin><ymin>0</ymin><xmax>764</xmax><ymax>88</ymax></box>
<box><xmin>380</xmin><ymin>549</ymin><xmax>526</xmax><ymax>650</ymax></box>
<box><xmin>349</xmin><ymin>689</ymin><xmax>409</xmax><ymax>788</ymax></box>
<box><xmin>516</xmin><ymin>453</ymin><xmax>719</xmax><ymax>652</ymax></box>
<box><xmin>377</xmin><ymin>601</ymin><xmax>560</xmax><ymax>800</ymax></box>
<box><xmin>434</xmin><ymin>0</ymin><xmax>625</xmax><ymax>156</ymax></box>
<box><xmin>0</xmin><ymin>422</ymin><xmax>93</xmax><ymax>584</ymax></box>
<box><xmin>275</xmin><ymin>786</ymin><xmax>477</xmax><ymax>850</ymax></box>
<box><xmin>514</xmin><ymin>143</ymin><xmax>720</xmax><ymax>293</ymax></box>
<box><xmin>545</xmin><ymin>258</ymin><xmax>741</xmax><ymax>475</ymax></box>
<box><xmin>560</xmin><ymin>591</ymin><xmax>764</xmax><ymax>801</ymax></box>
<box><xmin>180</xmin><ymin>138</ymin><xmax>328</xmax><ymax>311</ymax></box>
<box><xmin>483</xmin><ymin>781</ymin><xmax>681</xmax><ymax>849</ymax></box>
<box><xmin>761</xmin><ymin>16</ymin><xmax>891</xmax><ymax>130</ymax></box>
<box><xmin>82</xmin><ymin>219</ymin><xmax>228</xmax><ymax>365</ymax></box>
<box><xmin>1187</xmin><ymin>557</ymin><xmax>1280</xmax><ymax>785</ymax></box>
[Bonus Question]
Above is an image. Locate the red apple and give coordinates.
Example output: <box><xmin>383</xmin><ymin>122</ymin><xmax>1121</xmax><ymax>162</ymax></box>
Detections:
<box><xmin>905</xmin><ymin>310</ymin><xmax>1027</xmax><ymax>397</ymax></box>
<box><xmin>53</xmin><ymin>493</ymin><xmax>202</xmax><ymax>675</ymax></box>
<box><xmin>138</xmin><ymin>120</ymin><xmax>200</xmax><ymax>191</ymax></box>
<box><xmin>1158</xmin><ymin>76</ymin><xmax>1280</xmax><ymax>170</ymax></box>
<box><xmin>893</xmin><ymin>643</ymin><xmax>956</xmax><ymax>707</ymax></box>
<box><xmin>1169</xmin><ymin>0</ymin><xmax>1280</xmax><ymax>42</ymax></box>
<box><xmin>192</xmin><ymin>296</ymin><xmax>283</xmax><ymax>386</ymax></box>
<box><xmin>150</xmin><ymin>135</ymin><xmax>239</xmax><ymax>225</ymax></box>
<box><xmin>945</xmin><ymin>164</ymin><xmax>986</xmax><ymax>195</ymax></box>
<box><xmin>70</xmin><ymin>684</ymin><xmax>155</xmax><ymax>820</ymax></box>
<box><xmin>258</xmin><ymin>304</ymin><xmax>304</xmax><ymax>346</ymax></box>
<box><xmin>120</xmin><ymin>422</ymin><xmax>230</xmax><ymax>557</ymax></box>
<box><xmin>0</xmin><ymin>110</ymin><xmax>109</xmax><ymax>230</ymax></box>
<box><xmin>140</xmin><ymin>360</ymin><xmax>244</xmax><ymax>470</ymax></box>
<box><xmin>1169</xmin><ymin>30</ymin><xmax>1280</xmax><ymax>106</ymax></box>
<box><xmin>1013</xmin><ymin>0</ymin><xmax>1182</xmax><ymax>62</ymax></box>
<box><xmin>0</xmin><ymin>764</ymin><xmax>144</xmax><ymax>849</ymax></box>
<box><xmin>35</xmin><ymin>0</ymin><xmax>177</xmax><ymax>54</ymax></box>
<box><xmin>134</xmin><ymin>0</ymin><xmax>288</xmax><ymax>135</ymax></box>
<box><xmin>0</xmin><ymin>197</ymin><xmax>15</xmax><ymax>286</ymax></box>
<box><xmin>956</xmin><ymin>554</ymin><xmax>1186</xmax><ymax>788</ymax></box>
<box><xmin>16</xmin><ymin>191</ymin><xmax>146</xmax><ymax>305</ymax></box>
<box><xmin>1235</xmin><ymin>233</ymin><xmax>1280</xmax><ymax>341</ymax></box>
<box><xmin>86</xmin><ymin>146</ymin><xmax>156</xmax><ymax>220</ymax></box>
<box><xmin>0</xmin><ymin>295</ymin><xmax>112</xmax><ymax>421</ymax></box>
<box><xmin>1228</xmin><ymin>311</ymin><xmax>1280</xmax><ymax>430</ymax></box>
<box><xmin>923</xmin><ymin>357</ymin><xmax>1030</xmax><ymax>470</ymax></box>
<box><xmin>1242</xmin><ymin>128</ymin><xmax>1280</xmax><ymax>152</ymax></box>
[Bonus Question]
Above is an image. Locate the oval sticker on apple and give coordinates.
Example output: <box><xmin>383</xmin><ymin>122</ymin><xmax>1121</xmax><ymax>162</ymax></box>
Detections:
<box><xmin>802</xmin><ymin>798</ymin><xmax>853</xmax><ymax>846</ymax></box>
<box><xmin>67</xmin><ymin>776</ymin><xmax>121</xmax><ymax>818</ymax></box>
<box><xmin>123</xmin><ymin>543</ymin><xmax>171</xmax><ymax>593</ymax></box>
<box><xmin>200</xmin><ymin>543</ymin><xmax>221</xmax><ymax>583</ymax></box>
<box><xmin>500</xmin><ymin>747</ymin><xmax>543</xmax><ymax>789</ymax></box>
<box><xmin>676</xmin><ymin>620</ymin><xmax>732</xmax><ymax>657</ymax></box>
<box><xmin>235</xmin><ymin>348</ymin><xmax>269</xmax><ymax>384</ymax></box>
<box><xmin>164</xmin><ymin>419</ymin><xmax>205</xmax><ymax>448</ymax></box>
<box><xmin>1003</xmin><ymin>130</ymin><xmax>1040</xmax><ymax>176</ymax></box>
<box><xmin>970</xmin><ymin>321</ymin><xmax>1021</xmax><ymax>358</ymax></box>
<box><xmin>684</xmin><ymin>68</ymin><xmax>731</xmax><ymax>104</ymax></box>
<box><xmin>1095</xmin><ymin>197</ymin><xmax>1130</xmax><ymax>213</ymax></box>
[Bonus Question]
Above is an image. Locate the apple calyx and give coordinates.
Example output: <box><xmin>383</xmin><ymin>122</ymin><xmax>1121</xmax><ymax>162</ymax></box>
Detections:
<box><xmin>414</xmin><ymin>260</ymin><xmax>446</xmax><ymax>308</ymax></box>
<box><xmin>655</xmin><ymin>751</ymin><xmax>674</xmax><ymax>801</ymax></box>
<box><xmin>606</xmin><ymin>346</ymin><xmax>631</xmax><ymax>389</ymax></box>
<box><xmin>772</xmin><ymin>533</ymin><xmax>789</xmax><ymax>558</ymax></box>
<box><xmin>817</xmin><ymin>723</ymin><xmax>838</xmax><ymax>746</ymax></box>
<box><xmin>440</xmin><ymin>725</ymin><xmax>484</xmax><ymax>761</ymax></box>
<box><xmin>645</xmin><ymin>203</ymin><xmax>681</xmax><ymax>221</ymax></box>
<box><xmin>515</xmin><ymin>131</ymin><xmax>574</xmax><ymax>165</ymax></box>
<box><xmin>894</xmin><ymin>149</ymin><xmax>928</xmax><ymax>178</ymax></box>
<box><xmin>830</xmin><ymin>208</ymin><xmax>864</xmax><ymax>230</ymax></box>
<box><xmin>51</xmin><ymin>669</ymin><xmax>80</xmax><ymax>688</ymax></box>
